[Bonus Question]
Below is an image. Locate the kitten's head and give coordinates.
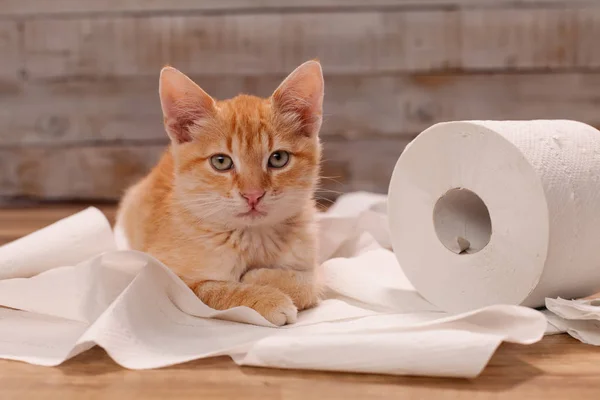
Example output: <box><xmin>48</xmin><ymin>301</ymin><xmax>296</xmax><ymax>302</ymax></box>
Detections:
<box><xmin>159</xmin><ymin>61</ymin><xmax>323</xmax><ymax>228</ymax></box>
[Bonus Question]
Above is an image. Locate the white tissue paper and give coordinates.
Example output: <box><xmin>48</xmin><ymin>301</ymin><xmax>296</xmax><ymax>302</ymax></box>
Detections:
<box><xmin>0</xmin><ymin>196</ymin><xmax>547</xmax><ymax>378</ymax></box>
<box><xmin>388</xmin><ymin>120</ymin><xmax>600</xmax><ymax>313</ymax></box>
<box><xmin>544</xmin><ymin>298</ymin><xmax>600</xmax><ymax>345</ymax></box>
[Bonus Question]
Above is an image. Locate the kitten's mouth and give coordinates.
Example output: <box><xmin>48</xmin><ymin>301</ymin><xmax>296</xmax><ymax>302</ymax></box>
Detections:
<box><xmin>237</xmin><ymin>209</ymin><xmax>267</xmax><ymax>218</ymax></box>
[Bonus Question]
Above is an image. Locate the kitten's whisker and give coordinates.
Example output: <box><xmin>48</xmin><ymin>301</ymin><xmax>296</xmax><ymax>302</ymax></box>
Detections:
<box><xmin>176</xmin><ymin>199</ymin><xmax>228</xmax><ymax>206</ymax></box>
<box><xmin>319</xmin><ymin>177</ymin><xmax>345</xmax><ymax>187</ymax></box>
<box><xmin>319</xmin><ymin>175</ymin><xmax>343</xmax><ymax>181</ymax></box>
<box><xmin>314</xmin><ymin>196</ymin><xmax>336</xmax><ymax>205</ymax></box>
<box><xmin>315</xmin><ymin>204</ymin><xmax>329</xmax><ymax>212</ymax></box>
<box><xmin>315</xmin><ymin>188</ymin><xmax>343</xmax><ymax>195</ymax></box>
<box><xmin>199</xmin><ymin>207</ymin><xmax>229</xmax><ymax>220</ymax></box>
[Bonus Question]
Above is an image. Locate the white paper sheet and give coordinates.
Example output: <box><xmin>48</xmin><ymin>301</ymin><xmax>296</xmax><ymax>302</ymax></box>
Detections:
<box><xmin>0</xmin><ymin>196</ymin><xmax>548</xmax><ymax>378</ymax></box>
<box><xmin>543</xmin><ymin>298</ymin><xmax>600</xmax><ymax>345</ymax></box>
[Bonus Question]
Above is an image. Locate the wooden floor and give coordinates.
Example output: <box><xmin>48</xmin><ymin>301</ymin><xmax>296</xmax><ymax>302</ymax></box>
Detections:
<box><xmin>2</xmin><ymin>204</ymin><xmax>600</xmax><ymax>399</ymax></box>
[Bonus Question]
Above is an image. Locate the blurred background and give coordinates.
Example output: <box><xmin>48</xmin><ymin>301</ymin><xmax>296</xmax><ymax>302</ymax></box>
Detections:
<box><xmin>1</xmin><ymin>0</ymin><xmax>599</xmax><ymax>202</ymax></box>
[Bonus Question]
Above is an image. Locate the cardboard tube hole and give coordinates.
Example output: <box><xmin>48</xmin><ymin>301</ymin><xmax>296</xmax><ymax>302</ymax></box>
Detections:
<box><xmin>433</xmin><ymin>188</ymin><xmax>492</xmax><ymax>254</ymax></box>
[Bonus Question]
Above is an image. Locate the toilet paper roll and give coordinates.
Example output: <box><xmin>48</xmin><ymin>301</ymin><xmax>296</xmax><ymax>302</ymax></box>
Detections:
<box><xmin>388</xmin><ymin>120</ymin><xmax>600</xmax><ymax>313</ymax></box>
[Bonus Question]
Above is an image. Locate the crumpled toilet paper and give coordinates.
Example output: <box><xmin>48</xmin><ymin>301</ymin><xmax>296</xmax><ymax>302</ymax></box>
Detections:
<box><xmin>0</xmin><ymin>195</ymin><xmax>549</xmax><ymax>378</ymax></box>
<box><xmin>544</xmin><ymin>298</ymin><xmax>600</xmax><ymax>345</ymax></box>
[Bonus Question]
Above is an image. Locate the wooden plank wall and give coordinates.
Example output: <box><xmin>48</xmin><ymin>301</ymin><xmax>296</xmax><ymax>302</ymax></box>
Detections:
<box><xmin>1</xmin><ymin>0</ymin><xmax>600</xmax><ymax>200</ymax></box>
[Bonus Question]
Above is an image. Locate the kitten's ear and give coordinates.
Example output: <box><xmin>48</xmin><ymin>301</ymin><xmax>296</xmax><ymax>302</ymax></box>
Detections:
<box><xmin>272</xmin><ymin>60</ymin><xmax>324</xmax><ymax>136</ymax></box>
<box><xmin>159</xmin><ymin>67</ymin><xmax>216</xmax><ymax>144</ymax></box>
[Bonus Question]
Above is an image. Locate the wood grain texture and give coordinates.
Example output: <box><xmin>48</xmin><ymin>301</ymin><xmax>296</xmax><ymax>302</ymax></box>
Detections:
<box><xmin>0</xmin><ymin>139</ymin><xmax>410</xmax><ymax>200</ymax></box>
<box><xmin>0</xmin><ymin>145</ymin><xmax>160</xmax><ymax>199</ymax></box>
<box><xmin>21</xmin><ymin>7</ymin><xmax>600</xmax><ymax>78</ymax></box>
<box><xmin>0</xmin><ymin>21</ymin><xmax>20</xmax><ymax>79</ymax></box>
<box><xmin>4</xmin><ymin>1</ymin><xmax>600</xmax><ymax>202</ymax></box>
<box><xmin>0</xmin><ymin>204</ymin><xmax>117</xmax><ymax>245</ymax></box>
<box><xmin>0</xmin><ymin>337</ymin><xmax>599</xmax><ymax>400</ymax></box>
<box><xmin>0</xmin><ymin>0</ymin><xmax>594</xmax><ymax>17</ymax></box>
<box><xmin>461</xmin><ymin>8</ymin><xmax>600</xmax><ymax>70</ymax></box>
<box><xmin>3</xmin><ymin>72</ymin><xmax>600</xmax><ymax>146</ymax></box>
<box><xmin>1</xmin><ymin>205</ymin><xmax>600</xmax><ymax>399</ymax></box>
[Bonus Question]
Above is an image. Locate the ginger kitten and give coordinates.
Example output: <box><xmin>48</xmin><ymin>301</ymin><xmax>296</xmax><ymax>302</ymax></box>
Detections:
<box><xmin>116</xmin><ymin>61</ymin><xmax>324</xmax><ymax>326</ymax></box>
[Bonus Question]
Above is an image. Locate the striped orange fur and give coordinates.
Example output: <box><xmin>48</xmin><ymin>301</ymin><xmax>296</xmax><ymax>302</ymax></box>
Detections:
<box><xmin>117</xmin><ymin>61</ymin><xmax>324</xmax><ymax>325</ymax></box>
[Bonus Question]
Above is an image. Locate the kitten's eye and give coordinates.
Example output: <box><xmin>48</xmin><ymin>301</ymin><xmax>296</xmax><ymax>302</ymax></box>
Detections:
<box><xmin>268</xmin><ymin>151</ymin><xmax>290</xmax><ymax>169</ymax></box>
<box><xmin>210</xmin><ymin>154</ymin><xmax>234</xmax><ymax>171</ymax></box>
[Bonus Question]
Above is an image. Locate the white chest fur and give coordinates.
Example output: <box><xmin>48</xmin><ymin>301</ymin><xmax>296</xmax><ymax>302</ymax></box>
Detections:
<box><xmin>230</xmin><ymin>225</ymin><xmax>291</xmax><ymax>269</ymax></box>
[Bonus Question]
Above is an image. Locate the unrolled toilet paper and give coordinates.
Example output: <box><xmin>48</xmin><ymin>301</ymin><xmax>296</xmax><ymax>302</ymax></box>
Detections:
<box><xmin>0</xmin><ymin>199</ymin><xmax>549</xmax><ymax>377</ymax></box>
<box><xmin>388</xmin><ymin>120</ymin><xmax>600</xmax><ymax>313</ymax></box>
<box><xmin>0</xmin><ymin>207</ymin><xmax>115</xmax><ymax>280</ymax></box>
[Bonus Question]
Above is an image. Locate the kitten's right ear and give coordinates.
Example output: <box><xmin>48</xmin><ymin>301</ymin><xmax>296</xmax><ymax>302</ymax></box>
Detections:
<box><xmin>159</xmin><ymin>67</ymin><xmax>216</xmax><ymax>144</ymax></box>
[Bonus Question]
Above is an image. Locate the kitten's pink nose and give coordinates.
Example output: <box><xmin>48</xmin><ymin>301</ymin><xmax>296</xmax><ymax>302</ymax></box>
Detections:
<box><xmin>241</xmin><ymin>190</ymin><xmax>265</xmax><ymax>208</ymax></box>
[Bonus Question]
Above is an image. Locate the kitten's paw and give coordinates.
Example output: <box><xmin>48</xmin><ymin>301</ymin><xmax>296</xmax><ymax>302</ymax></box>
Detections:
<box><xmin>251</xmin><ymin>289</ymin><xmax>298</xmax><ymax>326</ymax></box>
<box><xmin>242</xmin><ymin>268</ymin><xmax>321</xmax><ymax>311</ymax></box>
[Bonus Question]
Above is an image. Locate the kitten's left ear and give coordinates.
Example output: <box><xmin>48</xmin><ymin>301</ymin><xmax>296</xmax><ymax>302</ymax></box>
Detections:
<box><xmin>272</xmin><ymin>60</ymin><xmax>324</xmax><ymax>136</ymax></box>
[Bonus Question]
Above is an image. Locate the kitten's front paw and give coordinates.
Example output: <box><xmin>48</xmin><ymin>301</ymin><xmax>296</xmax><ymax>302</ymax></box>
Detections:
<box><xmin>242</xmin><ymin>268</ymin><xmax>321</xmax><ymax>311</ymax></box>
<box><xmin>251</xmin><ymin>288</ymin><xmax>298</xmax><ymax>326</ymax></box>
